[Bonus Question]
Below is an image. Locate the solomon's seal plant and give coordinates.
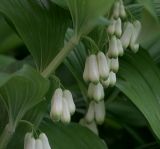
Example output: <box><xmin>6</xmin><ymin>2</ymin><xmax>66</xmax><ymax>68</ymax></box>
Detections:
<box><xmin>0</xmin><ymin>0</ymin><xmax>160</xmax><ymax>149</ymax></box>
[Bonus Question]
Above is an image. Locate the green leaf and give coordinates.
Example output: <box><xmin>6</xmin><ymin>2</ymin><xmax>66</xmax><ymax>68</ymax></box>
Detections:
<box><xmin>0</xmin><ymin>0</ymin><xmax>70</xmax><ymax>72</ymax></box>
<box><xmin>107</xmin><ymin>99</ymin><xmax>147</xmax><ymax>127</ymax></box>
<box><xmin>0</xmin><ymin>55</ymin><xmax>15</xmax><ymax>71</ymax></box>
<box><xmin>137</xmin><ymin>0</ymin><xmax>157</xmax><ymax>20</ymax></box>
<box><xmin>8</xmin><ymin>121</ymin><xmax>108</xmax><ymax>149</ymax></box>
<box><xmin>41</xmin><ymin>121</ymin><xmax>108</xmax><ymax>149</ymax></box>
<box><xmin>51</xmin><ymin>0</ymin><xmax>67</xmax><ymax>8</ymax></box>
<box><xmin>66</xmin><ymin>0</ymin><xmax>114</xmax><ymax>36</ymax></box>
<box><xmin>116</xmin><ymin>49</ymin><xmax>160</xmax><ymax>140</ymax></box>
<box><xmin>139</xmin><ymin>10</ymin><xmax>160</xmax><ymax>49</ymax></box>
<box><xmin>0</xmin><ymin>65</ymin><xmax>49</xmax><ymax>128</ymax></box>
<box><xmin>0</xmin><ymin>16</ymin><xmax>22</xmax><ymax>54</ymax></box>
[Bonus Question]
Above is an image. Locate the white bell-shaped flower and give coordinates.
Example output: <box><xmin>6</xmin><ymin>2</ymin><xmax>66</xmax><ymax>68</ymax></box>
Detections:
<box><xmin>130</xmin><ymin>43</ymin><xmax>139</xmax><ymax>53</ymax></box>
<box><xmin>133</xmin><ymin>20</ymin><xmax>142</xmax><ymax>41</ymax></box>
<box><xmin>35</xmin><ymin>139</ymin><xmax>43</xmax><ymax>149</ymax></box>
<box><xmin>85</xmin><ymin>101</ymin><xmax>95</xmax><ymax>123</ymax></box>
<box><xmin>117</xmin><ymin>39</ymin><xmax>124</xmax><ymax>56</ymax></box>
<box><xmin>115</xmin><ymin>18</ymin><xmax>122</xmax><ymax>37</ymax></box>
<box><xmin>61</xmin><ymin>97</ymin><xmax>71</xmax><ymax>123</ymax></box>
<box><xmin>101</xmin><ymin>78</ymin><xmax>110</xmax><ymax>88</ymax></box>
<box><xmin>97</xmin><ymin>51</ymin><xmax>109</xmax><ymax>80</ymax></box>
<box><xmin>119</xmin><ymin>2</ymin><xmax>126</xmax><ymax>18</ymax></box>
<box><xmin>112</xmin><ymin>1</ymin><xmax>120</xmax><ymax>19</ymax></box>
<box><xmin>50</xmin><ymin>88</ymin><xmax>63</xmax><ymax>121</ymax></box>
<box><xmin>24</xmin><ymin>133</ymin><xmax>33</xmax><ymax>149</ymax></box>
<box><xmin>120</xmin><ymin>22</ymin><xmax>133</xmax><ymax>49</ymax></box>
<box><xmin>130</xmin><ymin>20</ymin><xmax>141</xmax><ymax>53</ymax></box>
<box><xmin>63</xmin><ymin>90</ymin><xmax>76</xmax><ymax>115</ymax></box>
<box><xmin>109</xmin><ymin>71</ymin><xmax>117</xmax><ymax>87</ymax></box>
<box><xmin>88</xmin><ymin>54</ymin><xmax>99</xmax><ymax>83</ymax></box>
<box><xmin>83</xmin><ymin>57</ymin><xmax>89</xmax><ymax>82</ymax></box>
<box><xmin>79</xmin><ymin>118</ymin><xmax>99</xmax><ymax>135</ymax></box>
<box><xmin>24</xmin><ymin>133</ymin><xmax>35</xmax><ymax>149</ymax></box>
<box><xmin>107</xmin><ymin>19</ymin><xmax>116</xmax><ymax>35</ymax></box>
<box><xmin>110</xmin><ymin>58</ymin><xmax>119</xmax><ymax>73</ymax></box>
<box><xmin>108</xmin><ymin>36</ymin><xmax>119</xmax><ymax>58</ymax></box>
<box><xmin>88</xmin><ymin>83</ymin><xmax>95</xmax><ymax>99</ymax></box>
<box><xmin>92</xmin><ymin>83</ymin><xmax>104</xmax><ymax>102</ymax></box>
<box><xmin>39</xmin><ymin>133</ymin><xmax>51</xmax><ymax>149</ymax></box>
<box><xmin>95</xmin><ymin>100</ymin><xmax>106</xmax><ymax>125</ymax></box>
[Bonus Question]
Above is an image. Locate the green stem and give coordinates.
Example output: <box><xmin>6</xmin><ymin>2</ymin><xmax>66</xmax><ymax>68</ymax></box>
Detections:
<box><xmin>0</xmin><ymin>124</ymin><xmax>15</xmax><ymax>149</ymax></box>
<box><xmin>41</xmin><ymin>35</ymin><xmax>80</xmax><ymax>78</ymax></box>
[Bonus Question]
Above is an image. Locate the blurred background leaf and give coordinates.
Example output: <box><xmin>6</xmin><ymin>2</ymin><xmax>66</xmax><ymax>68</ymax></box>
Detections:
<box><xmin>117</xmin><ymin>49</ymin><xmax>160</xmax><ymax>140</ymax></box>
<box><xmin>0</xmin><ymin>65</ymin><xmax>49</xmax><ymax>128</ymax></box>
<box><xmin>66</xmin><ymin>0</ymin><xmax>114</xmax><ymax>36</ymax></box>
<box><xmin>0</xmin><ymin>0</ymin><xmax>71</xmax><ymax>72</ymax></box>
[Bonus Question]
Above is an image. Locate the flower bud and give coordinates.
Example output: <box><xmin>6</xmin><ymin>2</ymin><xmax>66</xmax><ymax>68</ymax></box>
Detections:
<box><xmin>107</xmin><ymin>19</ymin><xmax>116</xmax><ymax>35</ymax></box>
<box><xmin>88</xmin><ymin>83</ymin><xmax>95</xmax><ymax>99</ymax></box>
<box><xmin>95</xmin><ymin>100</ymin><xmax>106</xmax><ymax>125</ymax></box>
<box><xmin>110</xmin><ymin>58</ymin><xmax>119</xmax><ymax>73</ymax></box>
<box><xmin>61</xmin><ymin>98</ymin><xmax>71</xmax><ymax>123</ymax></box>
<box><xmin>63</xmin><ymin>90</ymin><xmax>76</xmax><ymax>115</ymax></box>
<box><xmin>79</xmin><ymin>118</ymin><xmax>99</xmax><ymax>135</ymax></box>
<box><xmin>24</xmin><ymin>134</ymin><xmax>35</xmax><ymax>149</ymax></box>
<box><xmin>85</xmin><ymin>101</ymin><xmax>95</xmax><ymax>123</ymax></box>
<box><xmin>101</xmin><ymin>78</ymin><xmax>110</xmax><ymax>88</ymax></box>
<box><xmin>92</xmin><ymin>83</ymin><xmax>104</xmax><ymax>102</ymax></box>
<box><xmin>130</xmin><ymin>20</ymin><xmax>141</xmax><ymax>52</ymax></box>
<box><xmin>117</xmin><ymin>39</ymin><xmax>124</xmax><ymax>56</ymax></box>
<box><xmin>115</xmin><ymin>18</ymin><xmax>122</xmax><ymax>37</ymax></box>
<box><xmin>108</xmin><ymin>36</ymin><xmax>119</xmax><ymax>58</ymax></box>
<box><xmin>35</xmin><ymin>139</ymin><xmax>43</xmax><ymax>149</ymax></box>
<box><xmin>130</xmin><ymin>43</ymin><xmax>139</xmax><ymax>53</ymax></box>
<box><xmin>24</xmin><ymin>133</ymin><xmax>33</xmax><ymax>149</ymax></box>
<box><xmin>113</xmin><ymin>1</ymin><xmax>120</xmax><ymax>19</ymax></box>
<box><xmin>120</xmin><ymin>22</ymin><xmax>133</xmax><ymax>49</ymax></box>
<box><xmin>83</xmin><ymin>57</ymin><xmax>89</xmax><ymax>82</ymax></box>
<box><xmin>88</xmin><ymin>54</ymin><xmax>99</xmax><ymax>83</ymax></box>
<box><xmin>50</xmin><ymin>88</ymin><xmax>63</xmax><ymax>121</ymax></box>
<box><xmin>133</xmin><ymin>20</ymin><xmax>141</xmax><ymax>40</ymax></box>
<box><xmin>109</xmin><ymin>72</ymin><xmax>117</xmax><ymax>87</ymax></box>
<box><xmin>39</xmin><ymin>133</ymin><xmax>51</xmax><ymax>149</ymax></box>
<box><xmin>97</xmin><ymin>52</ymin><xmax>109</xmax><ymax>80</ymax></box>
<box><xmin>119</xmin><ymin>3</ymin><xmax>126</xmax><ymax>18</ymax></box>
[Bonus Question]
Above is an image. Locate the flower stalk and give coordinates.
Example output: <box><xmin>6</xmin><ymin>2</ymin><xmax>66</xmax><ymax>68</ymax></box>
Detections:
<box><xmin>0</xmin><ymin>124</ymin><xmax>15</xmax><ymax>149</ymax></box>
<box><xmin>41</xmin><ymin>35</ymin><xmax>80</xmax><ymax>78</ymax></box>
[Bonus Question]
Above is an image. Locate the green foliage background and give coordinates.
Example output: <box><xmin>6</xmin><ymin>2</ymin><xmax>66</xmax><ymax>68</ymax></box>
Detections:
<box><xmin>0</xmin><ymin>0</ymin><xmax>160</xmax><ymax>149</ymax></box>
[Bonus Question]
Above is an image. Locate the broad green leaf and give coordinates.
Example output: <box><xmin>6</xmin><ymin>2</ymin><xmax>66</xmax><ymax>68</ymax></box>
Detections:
<box><xmin>0</xmin><ymin>65</ymin><xmax>49</xmax><ymax>128</ymax></box>
<box><xmin>41</xmin><ymin>121</ymin><xmax>108</xmax><ymax>149</ymax></box>
<box><xmin>0</xmin><ymin>55</ymin><xmax>15</xmax><ymax>71</ymax></box>
<box><xmin>66</xmin><ymin>0</ymin><xmax>114</xmax><ymax>36</ymax></box>
<box><xmin>116</xmin><ymin>49</ymin><xmax>160</xmax><ymax>140</ymax></box>
<box><xmin>0</xmin><ymin>0</ymin><xmax>70</xmax><ymax>72</ymax></box>
<box><xmin>51</xmin><ymin>0</ymin><xmax>67</xmax><ymax>8</ymax></box>
<box><xmin>64</xmin><ymin>29</ymin><xmax>88</xmax><ymax>100</ymax></box>
<box><xmin>107</xmin><ymin>99</ymin><xmax>147</xmax><ymax>127</ymax></box>
<box><xmin>139</xmin><ymin>10</ymin><xmax>160</xmax><ymax>49</ymax></box>
<box><xmin>8</xmin><ymin>122</ymin><xmax>108</xmax><ymax>149</ymax></box>
<box><xmin>137</xmin><ymin>0</ymin><xmax>157</xmax><ymax>20</ymax></box>
<box><xmin>0</xmin><ymin>16</ymin><xmax>22</xmax><ymax>54</ymax></box>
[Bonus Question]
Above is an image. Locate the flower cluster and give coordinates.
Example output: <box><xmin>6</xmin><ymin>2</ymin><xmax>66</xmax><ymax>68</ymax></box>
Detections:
<box><xmin>24</xmin><ymin>132</ymin><xmax>51</xmax><ymax>149</ymax></box>
<box><xmin>50</xmin><ymin>88</ymin><xmax>76</xmax><ymax>124</ymax></box>
<box><xmin>81</xmin><ymin>0</ymin><xmax>141</xmax><ymax>135</ymax></box>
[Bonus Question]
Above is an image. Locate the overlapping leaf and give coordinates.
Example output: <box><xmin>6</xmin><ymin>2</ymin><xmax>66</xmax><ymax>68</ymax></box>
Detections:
<box><xmin>66</xmin><ymin>0</ymin><xmax>114</xmax><ymax>36</ymax></box>
<box><xmin>116</xmin><ymin>49</ymin><xmax>160</xmax><ymax>140</ymax></box>
<box><xmin>137</xmin><ymin>0</ymin><xmax>157</xmax><ymax>20</ymax></box>
<box><xmin>8</xmin><ymin>121</ymin><xmax>108</xmax><ymax>149</ymax></box>
<box><xmin>0</xmin><ymin>65</ymin><xmax>49</xmax><ymax>128</ymax></box>
<box><xmin>0</xmin><ymin>0</ymin><xmax>70</xmax><ymax>72</ymax></box>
